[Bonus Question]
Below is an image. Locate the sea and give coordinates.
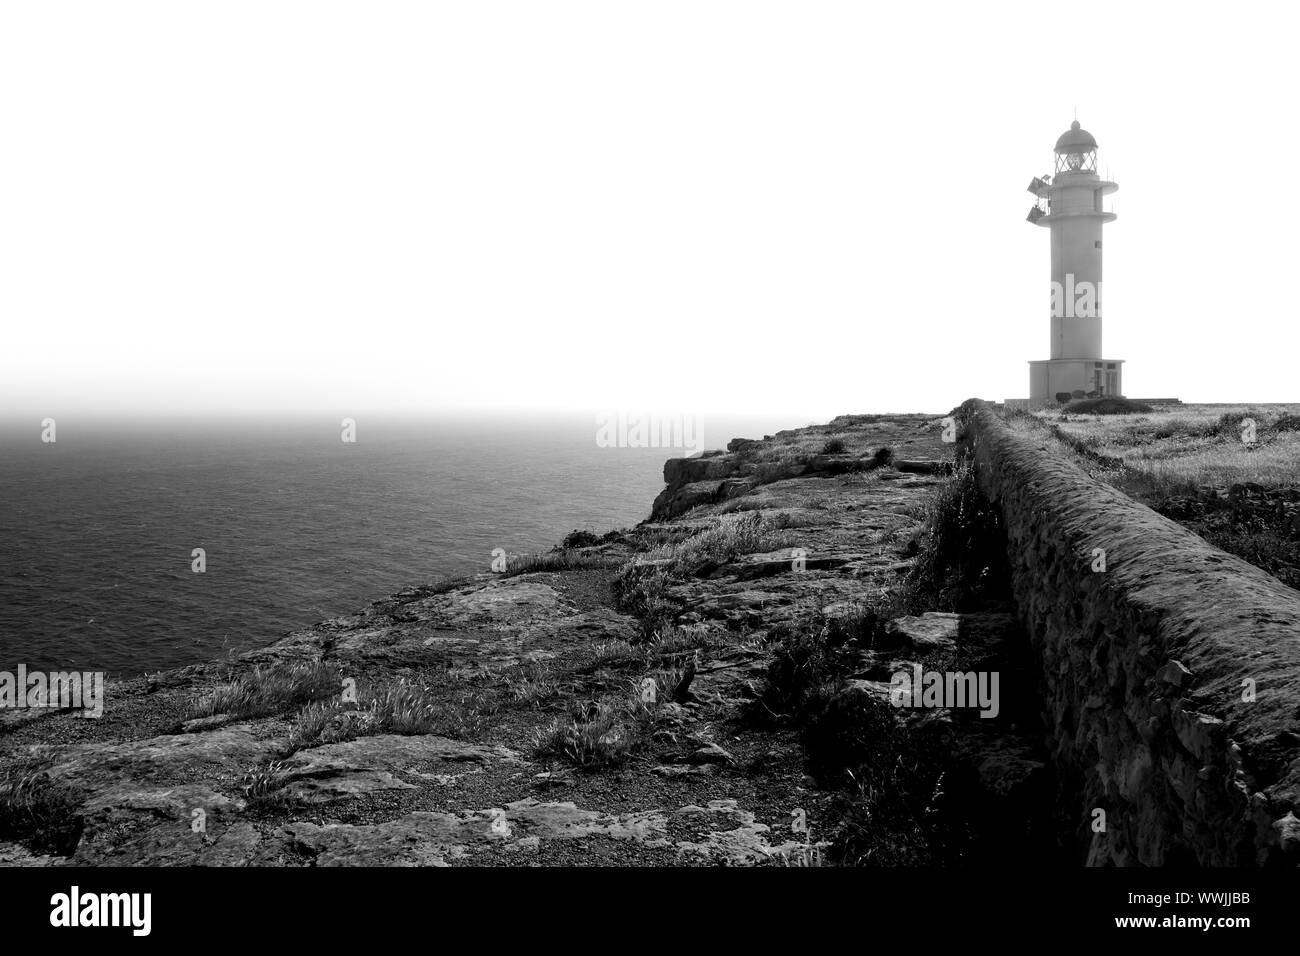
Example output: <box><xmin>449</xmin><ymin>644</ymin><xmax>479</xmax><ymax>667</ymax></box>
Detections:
<box><xmin>0</xmin><ymin>411</ymin><xmax>812</xmax><ymax>676</ymax></box>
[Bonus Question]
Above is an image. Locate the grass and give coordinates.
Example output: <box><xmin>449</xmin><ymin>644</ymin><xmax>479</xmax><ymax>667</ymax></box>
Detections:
<box><xmin>188</xmin><ymin>661</ymin><xmax>341</xmax><ymax>721</ymax></box>
<box><xmin>626</xmin><ymin>512</ymin><xmax>799</xmax><ymax>578</ymax></box>
<box><xmin>1041</xmin><ymin>404</ymin><xmax>1300</xmax><ymax>490</ymax></box>
<box><xmin>500</xmin><ymin>661</ymin><xmax>560</xmax><ymax>708</ymax></box>
<box><xmin>497</xmin><ymin>549</ymin><xmax>621</xmax><ymax>578</ymax></box>
<box><xmin>534</xmin><ymin>623</ymin><xmax>712</xmax><ymax>768</ymax></box>
<box><xmin>1017</xmin><ymin>404</ymin><xmax>1300</xmax><ymax>590</ymax></box>
<box><xmin>614</xmin><ymin>513</ymin><xmax>796</xmax><ymax>640</ymax></box>
<box><xmin>895</xmin><ymin>459</ymin><xmax>1011</xmax><ymax>613</ymax></box>
<box><xmin>286</xmin><ymin>678</ymin><xmax>497</xmax><ymax>751</ymax></box>
<box><xmin>584</xmin><ymin>627</ymin><xmax>712</xmax><ymax>692</ymax></box>
<box><xmin>532</xmin><ymin>690</ymin><xmax>660</xmax><ymax>770</ymax></box>
<box><xmin>587</xmin><ymin>639</ymin><xmax>644</xmax><ymax>670</ymax></box>
<box><xmin>240</xmin><ymin>760</ymin><xmax>294</xmax><ymax>811</ymax></box>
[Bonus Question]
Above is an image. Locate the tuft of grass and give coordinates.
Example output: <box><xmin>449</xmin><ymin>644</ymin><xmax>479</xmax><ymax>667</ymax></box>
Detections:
<box><xmin>533</xmin><ymin>703</ymin><xmax>634</xmax><ymax>769</ymax></box>
<box><xmin>240</xmin><ymin>760</ymin><xmax>294</xmax><ymax>811</ymax></box>
<box><xmin>532</xmin><ymin>687</ymin><xmax>661</xmax><ymax>770</ymax></box>
<box><xmin>498</xmin><ymin>549</ymin><xmax>620</xmax><ymax>578</ymax></box>
<box><xmin>629</xmin><ymin>512</ymin><xmax>798</xmax><ymax>579</ymax></box>
<box><xmin>288</xmin><ymin>699</ymin><xmax>367</xmax><ymax>750</ymax></box>
<box><xmin>588</xmin><ymin>639</ymin><xmax>644</xmax><ymax>670</ymax></box>
<box><xmin>775</xmin><ymin>844</ymin><xmax>829</xmax><ymax>867</ymax></box>
<box><xmin>286</xmin><ymin>678</ymin><xmax>498</xmax><ymax>751</ymax></box>
<box><xmin>189</xmin><ymin>661</ymin><xmax>341</xmax><ymax>721</ymax></box>
<box><xmin>586</xmin><ymin>626</ymin><xmax>712</xmax><ymax>678</ymax></box>
<box><xmin>501</xmin><ymin>661</ymin><xmax>560</xmax><ymax>708</ymax></box>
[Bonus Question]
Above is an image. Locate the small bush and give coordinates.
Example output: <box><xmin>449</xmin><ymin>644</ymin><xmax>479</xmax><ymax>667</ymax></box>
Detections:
<box><xmin>561</xmin><ymin>529</ymin><xmax>602</xmax><ymax>548</ymax></box>
<box><xmin>825</xmin><ymin>782</ymin><xmax>933</xmax><ymax>867</ymax></box>
<box><xmin>1061</xmin><ymin>397</ymin><xmax>1153</xmax><ymax>415</ymax></box>
<box><xmin>800</xmin><ymin>686</ymin><xmax>910</xmax><ymax>788</ymax></box>
<box><xmin>0</xmin><ymin>764</ymin><xmax>84</xmax><ymax>855</ymax></box>
<box><xmin>613</xmin><ymin>563</ymin><xmax>675</xmax><ymax>640</ymax></box>
<box><xmin>821</xmin><ymin>438</ymin><xmax>847</xmax><ymax>454</ymax></box>
<box><xmin>743</xmin><ymin>618</ymin><xmax>852</xmax><ymax>727</ymax></box>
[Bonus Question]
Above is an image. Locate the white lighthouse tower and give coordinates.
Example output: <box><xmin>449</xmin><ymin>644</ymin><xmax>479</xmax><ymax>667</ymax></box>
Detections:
<box><xmin>1024</xmin><ymin>120</ymin><xmax>1123</xmax><ymax>407</ymax></box>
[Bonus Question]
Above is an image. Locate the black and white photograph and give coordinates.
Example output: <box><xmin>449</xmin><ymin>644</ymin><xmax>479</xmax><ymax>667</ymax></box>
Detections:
<box><xmin>1</xmin><ymin>0</ymin><xmax>1297</xmax><ymax>939</ymax></box>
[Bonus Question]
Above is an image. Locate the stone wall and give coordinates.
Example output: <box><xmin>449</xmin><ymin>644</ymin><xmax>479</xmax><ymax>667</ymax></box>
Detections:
<box><xmin>957</xmin><ymin>399</ymin><xmax>1300</xmax><ymax>865</ymax></box>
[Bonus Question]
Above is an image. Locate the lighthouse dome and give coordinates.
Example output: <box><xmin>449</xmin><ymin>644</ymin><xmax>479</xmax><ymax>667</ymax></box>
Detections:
<box><xmin>1055</xmin><ymin>120</ymin><xmax>1098</xmax><ymax>153</ymax></box>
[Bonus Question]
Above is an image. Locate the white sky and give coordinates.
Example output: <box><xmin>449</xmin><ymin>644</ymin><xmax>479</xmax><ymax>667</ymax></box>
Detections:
<box><xmin>3</xmin><ymin>1</ymin><xmax>1298</xmax><ymax>421</ymax></box>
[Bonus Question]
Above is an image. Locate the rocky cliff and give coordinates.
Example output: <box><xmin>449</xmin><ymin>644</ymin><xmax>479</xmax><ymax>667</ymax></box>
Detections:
<box><xmin>4</xmin><ymin>405</ymin><xmax>1293</xmax><ymax>868</ymax></box>
<box><xmin>1</xmin><ymin>412</ymin><xmax>1034</xmax><ymax>867</ymax></box>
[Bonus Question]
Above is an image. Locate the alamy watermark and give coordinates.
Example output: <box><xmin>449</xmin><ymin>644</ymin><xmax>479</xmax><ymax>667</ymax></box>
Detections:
<box><xmin>889</xmin><ymin>665</ymin><xmax>1000</xmax><ymax>718</ymax></box>
<box><xmin>0</xmin><ymin>665</ymin><xmax>104</xmax><ymax>718</ymax></box>
<box><xmin>50</xmin><ymin>887</ymin><xmax>151</xmax><ymax>936</ymax></box>
<box><xmin>596</xmin><ymin>411</ymin><xmax>702</xmax><ymax>453</ymax></box>
<box><xmin>1051</xmin><ymin>273</ymin><xmax>1102</xmax><ymax>318</ymax></box>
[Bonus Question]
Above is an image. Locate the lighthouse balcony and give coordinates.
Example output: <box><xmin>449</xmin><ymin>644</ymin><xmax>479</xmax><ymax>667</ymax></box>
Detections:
<box><xmin>1033</xmin><ymin>210</ymin><xmax>1117</xmax><ymax>226</ymax></box>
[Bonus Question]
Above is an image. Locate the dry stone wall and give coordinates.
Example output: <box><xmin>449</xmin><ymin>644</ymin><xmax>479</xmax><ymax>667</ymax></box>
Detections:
<box><xmin>957</xmin><ymin>399</ymin><xmax>1300</xmax><ymax>865</ymax></box>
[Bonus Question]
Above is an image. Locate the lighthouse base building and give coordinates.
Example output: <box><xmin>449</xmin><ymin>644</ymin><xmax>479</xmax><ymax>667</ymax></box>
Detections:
<box><xmin>1028</xmin><ymin>358</ymin><xmax>1124</xmax><ymax>408</ymax></box>
<box><xmin>1010</xmin><ymin>120</ymin><xmax>1125</xmax><ymax>411</ymax></box>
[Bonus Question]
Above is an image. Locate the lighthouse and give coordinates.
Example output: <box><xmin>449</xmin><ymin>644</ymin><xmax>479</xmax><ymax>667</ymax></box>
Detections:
<box><xmin>1024</xmin><ymin>120</ymin><xmax>1123</xmax><ymax>408</ymax></box>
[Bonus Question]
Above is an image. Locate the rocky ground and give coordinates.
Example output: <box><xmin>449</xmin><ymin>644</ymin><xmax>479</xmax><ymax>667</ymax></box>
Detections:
<box><xmin>0</xmin><ymin>413</ymin><xmax>1058</xmax><ymax>867</ymax></box>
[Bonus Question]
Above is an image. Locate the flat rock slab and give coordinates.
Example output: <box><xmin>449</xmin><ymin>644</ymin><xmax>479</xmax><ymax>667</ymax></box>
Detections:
<box><xmin>272</xmin><ymin>735</ymin><xmax>517</xmax><ymax>803</ymax></box>
<box><xmin>277</xmin><ymin>799</ymin><xmax>669</xmax><ymax>866</ymax></box>
<box><xmin>273</xmin><ymin>797</ymin><xmax>803</xmax><ymax>867</ymax></box>
<box><xmin>673</xmin><ymin>799</ymin><xmax>809</xmax><ymax>866</ymax></box>
<box><xmin>33</xmin><ymin>724</ymin><xmax>283</xmax><ymax>798</ymax></box>
<box><xmin>886</xmin><ymin>613</ymin><xmax>961</xmax><ymax>653</ymax></box>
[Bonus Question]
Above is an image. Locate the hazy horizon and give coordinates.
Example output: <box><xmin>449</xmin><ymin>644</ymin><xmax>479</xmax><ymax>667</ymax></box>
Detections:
<box><xmin>4</xmin><ymin>1</ymin><xmax>1298</xmax><ymax>417</ymax></box>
